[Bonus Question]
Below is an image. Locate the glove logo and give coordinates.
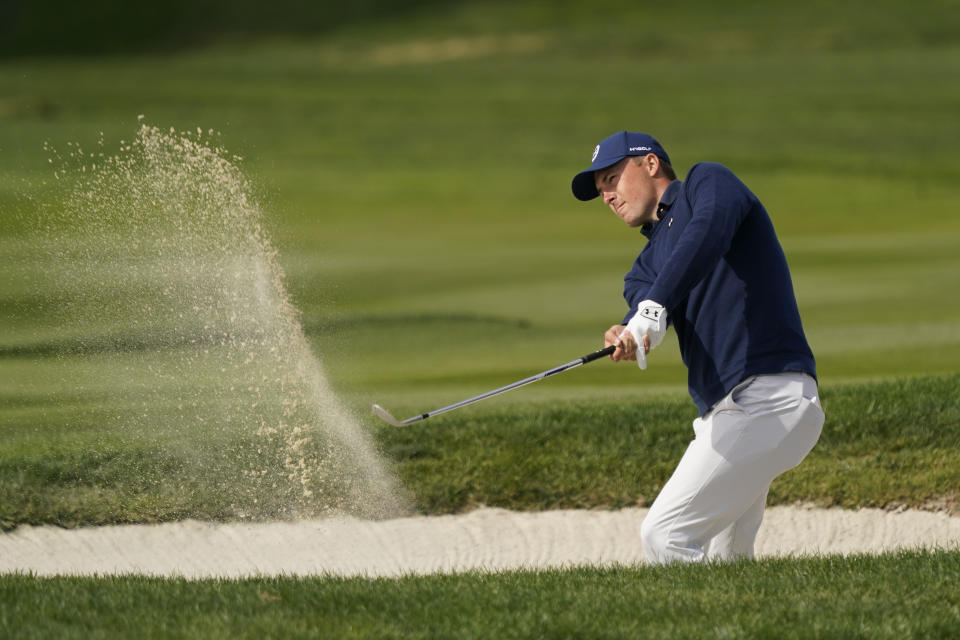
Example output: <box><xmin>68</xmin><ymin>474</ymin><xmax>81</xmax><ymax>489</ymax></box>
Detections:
<box><xmin>640</xmin><ymin>307</ymin><xmax>661</xmax><ymax>321</ymax></box>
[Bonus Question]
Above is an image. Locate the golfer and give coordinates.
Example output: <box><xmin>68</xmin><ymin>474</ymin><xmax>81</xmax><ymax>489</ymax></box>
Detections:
<box><xmin>571</xmin><ymin>131</ymin><xmax>824</xmax><ymax>563</ymax></box>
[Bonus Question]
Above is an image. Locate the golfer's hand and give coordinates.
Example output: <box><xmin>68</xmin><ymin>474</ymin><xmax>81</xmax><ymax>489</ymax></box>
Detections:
<box><xmin>621</xmin><ymin>300</ymin><xmax>668</xmax><ymax>370</ymax></box>
<box><xmin>604</xmin><ymin>324</ymin><xmax>650</xmax><ymax>363</ymax></box>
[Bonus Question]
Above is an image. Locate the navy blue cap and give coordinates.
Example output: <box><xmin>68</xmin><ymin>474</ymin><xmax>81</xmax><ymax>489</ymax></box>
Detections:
<box><xmin>571</xmin><ymin>131</ymin><xmax>671</xmax><ymax>201</ymax></box>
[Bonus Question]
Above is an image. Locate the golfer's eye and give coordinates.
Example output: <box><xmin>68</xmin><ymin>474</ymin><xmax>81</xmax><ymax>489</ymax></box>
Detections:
<box><xmin>597</xmin><ymin>173</ymin><xmax>616</xmax><ymax>193</ymax></box>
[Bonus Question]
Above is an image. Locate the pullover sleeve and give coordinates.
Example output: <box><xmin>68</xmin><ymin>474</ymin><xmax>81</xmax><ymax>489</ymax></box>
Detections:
<box><xmin>622</xmin><ymin>267</ymin><xmax>653</xmax><ymax>324</ymax></box>
<box><xmin>645</xmin><ymin>163</ymin><xmax>753</xmax><ymax>311</ymax></box>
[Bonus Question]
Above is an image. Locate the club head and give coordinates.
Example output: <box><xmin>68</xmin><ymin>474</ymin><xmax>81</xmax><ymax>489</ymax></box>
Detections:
<box><xmin>371</xmin><ymin>403</ymin><xmax>404</xmax><ymax>427</ymax></box>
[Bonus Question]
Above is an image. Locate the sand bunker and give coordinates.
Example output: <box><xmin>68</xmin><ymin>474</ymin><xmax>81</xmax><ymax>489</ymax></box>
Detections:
<box><xmin>3</xmin><ymin>506</ymin><xmax>958</xmax><ymax>579</ymax></box>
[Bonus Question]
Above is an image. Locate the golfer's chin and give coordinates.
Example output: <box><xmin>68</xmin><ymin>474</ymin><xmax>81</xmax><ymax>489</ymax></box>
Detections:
<box><xmin>620</xmin><ymin>208</ymin><xmax>658</xmax><ymax>228</ymax></box>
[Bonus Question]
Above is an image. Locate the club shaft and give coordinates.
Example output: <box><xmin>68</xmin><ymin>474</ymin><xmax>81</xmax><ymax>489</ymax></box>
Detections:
<box><xmin>409</xmin><ymin>345</ymin><xmax>615</xmax><ymax>423</ymax></box>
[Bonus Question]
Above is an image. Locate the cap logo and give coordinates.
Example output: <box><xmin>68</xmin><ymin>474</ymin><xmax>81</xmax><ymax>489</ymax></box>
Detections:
<box><xmin>591</xmin><ymin>144</ymin><xmax>600</xmax><ymax>162</ymax></box>
<box><xmin>629</xmin><ymin>146</ymin><xmax>652</xmax><ymax>152</ymax></box>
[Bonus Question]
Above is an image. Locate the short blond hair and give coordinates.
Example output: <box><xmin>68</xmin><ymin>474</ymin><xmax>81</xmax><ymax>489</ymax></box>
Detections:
<box><xmin>631</xmin><ymin>154</ymin><xmax>677</xmax><ymax>180</ymax></box>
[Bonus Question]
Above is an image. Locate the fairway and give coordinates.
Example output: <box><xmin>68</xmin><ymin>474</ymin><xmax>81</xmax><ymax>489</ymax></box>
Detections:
<box><xmin>2</xmin><ymin>0</ymin><xmax>960</xmax><ymax>637</ymax></box>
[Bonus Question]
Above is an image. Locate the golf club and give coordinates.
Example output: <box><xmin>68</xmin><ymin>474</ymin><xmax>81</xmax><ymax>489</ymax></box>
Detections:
<box><xmin>371</xmin><ymin>344</ymin><xmax>616</xmax><ymax>427</ymax></box>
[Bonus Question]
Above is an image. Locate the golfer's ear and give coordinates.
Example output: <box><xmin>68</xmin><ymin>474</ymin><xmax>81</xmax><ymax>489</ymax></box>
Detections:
<box><xmin>644</xmin><ymin>154</ymin><xmax>660</xmax><ymax>176</ymax></box>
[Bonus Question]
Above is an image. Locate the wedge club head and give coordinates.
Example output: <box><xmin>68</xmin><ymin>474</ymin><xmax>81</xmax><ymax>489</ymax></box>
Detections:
<box><xmin>371</xmin><ymin>404</ymin><xmax>412</xmax><ymax>427</ymax></box>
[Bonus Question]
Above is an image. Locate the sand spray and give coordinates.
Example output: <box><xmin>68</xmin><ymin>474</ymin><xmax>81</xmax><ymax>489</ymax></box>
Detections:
<box><xmin>39</xmin><ymin>124</ymin><xmax>408</xmax><ymax>521</ymax></box>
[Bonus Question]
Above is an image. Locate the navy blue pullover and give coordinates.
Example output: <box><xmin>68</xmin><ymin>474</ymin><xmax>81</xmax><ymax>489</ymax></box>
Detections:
<box><xmin>622</xmin><ymin>162</ymin><xmax>816</xmax><ymax>415</ymax></box>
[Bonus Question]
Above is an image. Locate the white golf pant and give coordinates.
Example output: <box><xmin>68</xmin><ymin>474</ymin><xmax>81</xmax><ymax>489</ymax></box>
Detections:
<box><xmin>640</xmin><ymin>372</ymin><xmax>824</xmax><ymax>564</ymax></box>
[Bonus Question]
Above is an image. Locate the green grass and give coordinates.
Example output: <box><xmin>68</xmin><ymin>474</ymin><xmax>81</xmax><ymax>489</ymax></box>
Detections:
<box><xmin>4</xmin><ymin>551</ymin><xmax>960</xmax><ymax>639</ymax></box>
<box><xmin>2</xmin><ymin>1</ymin><xmax>960</xmax><ymax>636</ymax></box>
<box><xmin>4</xmin><ymin>14</ymin><xmax>959</xmax><ymax>399</ymax></box>
<box><xmin>2</xmin><ymin>374</ymin><xmax>957</xmax><ymax>528</ymax></box>
<box><xmin>373</xmin><ymin>374</ymin><xmax>960</xmax><ymax>513</ymax></box>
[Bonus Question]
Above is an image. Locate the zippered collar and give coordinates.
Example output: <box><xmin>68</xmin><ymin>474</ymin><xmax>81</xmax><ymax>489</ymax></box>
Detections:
<box><xmin>641</xmin><ymin>179</ymin><xmax>682</xmax><ymax>238</ymax></box>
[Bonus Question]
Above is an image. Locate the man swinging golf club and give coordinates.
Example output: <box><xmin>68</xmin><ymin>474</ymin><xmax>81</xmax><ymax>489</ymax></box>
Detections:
<box><xmin>572</xmin><ymin>131</ymin><xmax>824</xmax><ymax>564</ymax></box>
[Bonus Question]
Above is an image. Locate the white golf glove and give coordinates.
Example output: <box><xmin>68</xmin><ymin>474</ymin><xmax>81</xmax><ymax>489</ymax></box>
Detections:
<box><xmin>619</xmin><ymin>300</ymin><xmax>668</xmax><ymax>370</ymax></box>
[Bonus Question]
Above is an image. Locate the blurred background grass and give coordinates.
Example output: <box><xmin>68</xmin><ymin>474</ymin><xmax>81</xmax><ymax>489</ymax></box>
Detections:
<box><xmin>1</xmin><ymin>0</ymin><xmax>959</xmax><ymax>523</ymax></box>
<box><xmin>4</xmin><ymin>1</ymin><xmax>958</xmax><ymax>403</ymax></box>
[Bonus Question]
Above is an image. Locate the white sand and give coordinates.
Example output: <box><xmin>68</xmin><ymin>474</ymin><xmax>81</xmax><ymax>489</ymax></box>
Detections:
<box><xmin>2</xmin><ymin>506</ymin><xmax>958</xmax><ymax>579</ymax></box>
